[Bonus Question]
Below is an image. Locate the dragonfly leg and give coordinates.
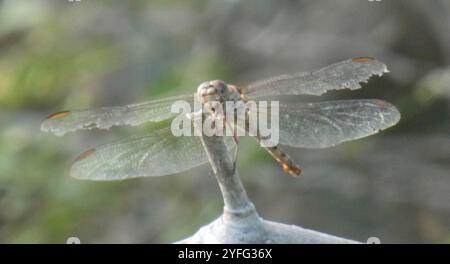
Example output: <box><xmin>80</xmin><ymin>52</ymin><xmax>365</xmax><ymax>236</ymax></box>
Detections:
<box><xmin>231</xmin><ymin>144</ymin><xmax>238</xmax><ymax>174</ymax></box>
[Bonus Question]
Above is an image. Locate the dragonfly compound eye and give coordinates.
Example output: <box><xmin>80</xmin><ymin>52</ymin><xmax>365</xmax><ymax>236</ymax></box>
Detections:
<box><xmin>209</xmin><ymin>80</ymin><xmax>228</xmax><ymax>95</ymax></box>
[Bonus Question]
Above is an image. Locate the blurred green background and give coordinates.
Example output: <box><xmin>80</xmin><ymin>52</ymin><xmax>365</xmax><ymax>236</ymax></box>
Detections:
<box><xmin>0</xmin><ymin>0</ymin><xmax>449</xmax><ymax>243</ymax></box>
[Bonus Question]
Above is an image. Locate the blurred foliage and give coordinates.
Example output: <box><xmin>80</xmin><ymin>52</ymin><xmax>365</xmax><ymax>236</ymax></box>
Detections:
<box><xmin>0</xmin><ymin>0</ymin><xmax>449</xmax><ymax>243</ymax></box>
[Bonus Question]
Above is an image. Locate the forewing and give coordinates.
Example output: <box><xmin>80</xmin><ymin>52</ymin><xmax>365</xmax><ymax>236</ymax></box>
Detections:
<box><xmin>41</xmin><ymin>94</ymin><xmax>194</xmax><ymax>136</ymax></box>
<box><xmin>243</xmin><ymin>57</ymin><xmax>388</xmax><ymax>98</ymax></box>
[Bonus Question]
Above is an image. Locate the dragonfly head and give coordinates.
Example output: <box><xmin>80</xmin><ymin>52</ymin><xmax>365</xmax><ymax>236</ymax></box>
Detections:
<box><xmin>197</xmin><ymin>80</ymin><xmax>231</xmax><ymax>103</ymax></box>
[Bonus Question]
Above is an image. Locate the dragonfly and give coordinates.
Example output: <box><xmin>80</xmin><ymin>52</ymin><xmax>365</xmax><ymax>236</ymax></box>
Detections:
<box><xmin>41</xmin><ymin>57</ymin><xmax>400</xmax><ymax>180</ymax></box>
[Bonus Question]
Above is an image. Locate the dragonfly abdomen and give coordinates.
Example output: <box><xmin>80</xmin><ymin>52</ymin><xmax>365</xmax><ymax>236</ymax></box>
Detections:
<box><xmin>240</xmin><ymin>99</ymin><xmax>302</xmax><ymax>177</ymax></box>
<box><xmin>263</xmin><ymin>144</ymin><xmax>302</xmax><ymax>177</ymax></box>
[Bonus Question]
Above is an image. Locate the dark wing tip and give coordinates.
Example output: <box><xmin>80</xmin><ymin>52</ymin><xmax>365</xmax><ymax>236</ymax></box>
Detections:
<box><xmin>352</xmin><ymin>57</ymin><xmax>376</xmax><ymax>63</ymax></box>
<box><xmin>46</xmin><ymin>111</ymin><xmax>71</xmax><ymax>120</ymax></box>
<box><xmin>371</xmin><ymin>99</ymin><xmax>402</xmax><ymax>126</ymax></box>
<box><xmin>41</xmin><ymin>111</ymin><xmax>71</xmax><ymax>134</ymax></box>
<box><xmin>74</xmin><ymin>148</ymin><xmax>96</xmax><ymax>162</ymax></box>
<box><xmin>371</xmin><ymin>99</ymin><xmax>394</xmax><ymax>108</ymax></box>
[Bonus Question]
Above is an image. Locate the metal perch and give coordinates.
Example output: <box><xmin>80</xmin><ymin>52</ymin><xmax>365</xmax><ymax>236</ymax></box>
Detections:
<box><xmin>177</xmin><ymin>133</ymin><xmax>359</xmax><ymax>244</ymax></box>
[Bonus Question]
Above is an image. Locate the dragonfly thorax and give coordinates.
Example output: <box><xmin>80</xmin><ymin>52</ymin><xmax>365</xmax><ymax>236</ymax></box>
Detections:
<box><xmin>196</xmin><ymin>80</ymin><xmax>240</xmax><ymax>103</ymax></box>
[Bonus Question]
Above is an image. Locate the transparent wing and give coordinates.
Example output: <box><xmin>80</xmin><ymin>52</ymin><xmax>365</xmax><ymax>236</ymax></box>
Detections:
<box><xmin>70</xmin><ymin>126</ymin><xmax>237</xmax><ymax>180</ymax></box>
<box><xmin>243</xmin><ymin>57</ymin><xmax>388</xmax><ymax>98</ymax></box>
<box><xmin>250</xmin><ymin>99</ymin><xmax>400</xmax><ymax>148</ymax></box>
<box><xmin>41</xmin><ymin>94</ymin><xmax>194</xmax><ymax>136</ymax></box>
